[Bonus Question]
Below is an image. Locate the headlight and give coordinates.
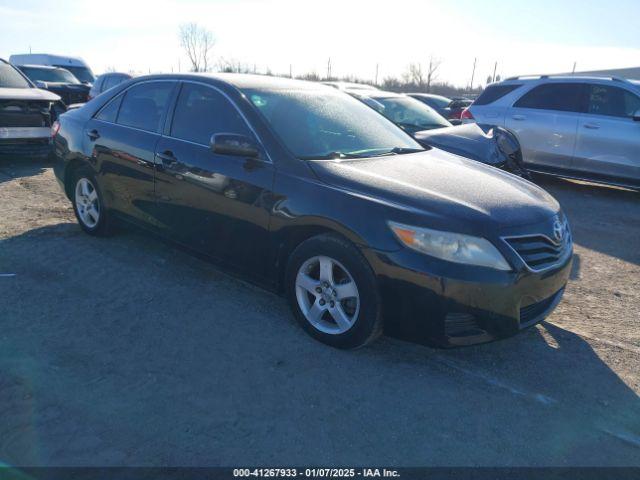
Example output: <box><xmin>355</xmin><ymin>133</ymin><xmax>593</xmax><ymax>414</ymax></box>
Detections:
<box><xmin>389</xmin><ymin>221</ymin><xmax>511</xmax><ymax>271</ymax></box>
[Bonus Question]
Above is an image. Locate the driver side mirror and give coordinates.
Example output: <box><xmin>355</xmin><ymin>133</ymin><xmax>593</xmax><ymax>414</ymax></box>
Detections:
<box><xmin>633</xmin><ymin>109</ymin><xmax>640</xmax><ymax>122</ymax></box>
<box><xmin>211</xmin><ymin>133</ymin><xmax>260</xmax><ymax>158</ymax></box>
<box><xmin>34</xmin><ymin>80</ymin><xmax>48</xmax><ymax>89</ymax></box>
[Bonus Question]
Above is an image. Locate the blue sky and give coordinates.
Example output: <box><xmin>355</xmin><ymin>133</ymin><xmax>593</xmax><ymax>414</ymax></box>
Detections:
<box><xmin>1</xmin><ymin>0</ymin><xmax>639</xmax><ymax>86</ymax></box>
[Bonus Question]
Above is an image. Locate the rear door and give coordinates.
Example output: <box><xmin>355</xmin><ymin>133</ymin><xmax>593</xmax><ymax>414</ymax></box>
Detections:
<box><xmin>85</xmin><ymin>80</ymin><xmax>177</xmax><ymax>225</ymax></box>
<box><xmin>573</xmin><ymin>83</ymin><xmax>640</xmax><ymax>183</ymax></box>
<box><xmin>505</xmin><ymin>82</ymin><xmax>586</xmax><ymax>171</ymax></box>
<box><xmin>154</xmin><ymin>81</ymin><xmax>275</xmax><ymax>279</ymax></box>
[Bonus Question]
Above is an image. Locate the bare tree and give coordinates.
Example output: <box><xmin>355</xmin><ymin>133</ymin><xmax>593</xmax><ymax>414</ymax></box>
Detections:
<box><xmin>403</xmin><ymin>63</ymin><xmax>426</xmax><ymax>87</ymax></box>
<box><xmin>426</xmin><ymin>56</ymin><xmax>442</xmax><ymax>92</ymax></box>
<box><xmin>179</xmin><ymin>22</ymin><xmax>215</xmax><ymax>72</ymax></box>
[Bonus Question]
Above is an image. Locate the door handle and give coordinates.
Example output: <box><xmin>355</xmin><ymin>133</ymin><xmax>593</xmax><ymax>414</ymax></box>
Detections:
<box><xmin>87</xmin><ymin>129</ymin><xmax>100</xmax><ymax>140</ymax></box>
<box><xmin>156</xmin><ymin>151</ymin><xmax>177</xmax><ymax>166</ymax></box>
<box><xmin>584</xmin><ymin>123</ymin><xmax>600</xmax><ymax>129</ymax></box>
<box><xmin>511</xmin><ymin>115</ymin><xmax>526</xmax><ymax>121</ymax></box>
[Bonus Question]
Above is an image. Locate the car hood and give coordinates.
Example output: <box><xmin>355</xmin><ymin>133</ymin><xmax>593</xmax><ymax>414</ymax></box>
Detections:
<box><xmin>0</xmin><ymin>87</ymin><xmax>60</xmax><ymax>102</ymax></box>
<box><xmin>308</xmin><ymin>148</ymin><xmax>559</xmax><ymax>235</ymax></box>
<box><xmin>413</xmin><ymin>123</ymin><xmax>502</xmax><ymax>164</ymax></box>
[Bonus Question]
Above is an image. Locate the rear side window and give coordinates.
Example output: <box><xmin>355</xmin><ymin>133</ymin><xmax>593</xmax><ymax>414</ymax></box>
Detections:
<box><xmin>474</xmin><ymin>84</ymin><xmax>522</xmax><ymax>105</ymax></box>
<box><xmin>170</xmin><ymin>83</ymin><xmax>251</xmax><ymax>145</ymax></box>
<box><xmin>514</xmin><ymin>83</ymin><xmax>585</xmax><ymax>112</ymax></box>
<box><xmin>117</xmin><ymin>82</ymin><xmax>174</xmax><ymax>133</ymax></box>
<box><xmin>95</xmin><ymin>94</ymin><xmax>122</xmax><ymax>123</ymax></box>
<box><xmin>587</xmin><ymin>85</ymin><xmax>640</xmax><ymax>118</ymax></box>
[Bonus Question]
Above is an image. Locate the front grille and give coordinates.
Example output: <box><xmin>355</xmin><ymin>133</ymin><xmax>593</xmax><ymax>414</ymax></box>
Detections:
<box><xmin>519</xmin><ymin>289</ymin><xmax>564</xmax><ymax>327</ymax></box>
<box><xmin>503</xmin><ymin>231</ymin><xmax>571</xmax><ymax>271</ymax></box>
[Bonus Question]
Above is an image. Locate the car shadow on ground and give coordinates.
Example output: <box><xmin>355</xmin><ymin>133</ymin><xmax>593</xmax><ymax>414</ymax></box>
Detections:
<box><xmin>534</xmin><ymin>175</ymin><xmax>640</xmax><ymax>266</ymax></box>
<box><xmin>1</xmin><ymin>223</ymin><xmax>639</xmax><ymax>466</ymax></box>
<box><xmin>0</xmin><ymin>156</ymin><xmax>48</xmax><ymax>185</ymax></box>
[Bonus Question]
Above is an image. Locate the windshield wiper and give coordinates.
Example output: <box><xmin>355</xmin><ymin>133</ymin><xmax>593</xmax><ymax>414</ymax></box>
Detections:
<box><xmin>388</xmin><ymin>147</ymin><xmax>424</xmax><ymax>154</ymax></box>
<box><xmin>299</xmin><ymin>151</ymin><xmax>369</xmax><ymax>160</ymax></box>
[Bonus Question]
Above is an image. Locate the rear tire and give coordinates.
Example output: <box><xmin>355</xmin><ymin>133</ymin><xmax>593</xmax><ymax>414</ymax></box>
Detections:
<box><xmin>71</xmin><ymin>167</ymin><xmax>112</xmax><ymax>236</ymax></box>
<box><xmin>285</xmin><ymin>233</ymin><xmax>383</xmax><ymax>349</ymax></box>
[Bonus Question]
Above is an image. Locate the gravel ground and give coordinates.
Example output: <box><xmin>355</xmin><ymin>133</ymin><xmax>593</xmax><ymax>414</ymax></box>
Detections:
<box><xmin>1</xmin><ymin>157</ymin><xmax>639</xmax><ymax>467</ymax></box>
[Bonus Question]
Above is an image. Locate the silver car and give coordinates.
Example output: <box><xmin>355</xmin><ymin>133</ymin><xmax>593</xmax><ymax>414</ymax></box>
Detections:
<box><xmin>462</xmin><ymin>75</ymin><xmax>640</xmax><ymax>189</ymax></box>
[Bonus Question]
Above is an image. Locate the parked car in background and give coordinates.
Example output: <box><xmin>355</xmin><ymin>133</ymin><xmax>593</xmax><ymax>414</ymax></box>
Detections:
<box><xmin>0</xmin><ymin>58</ymin><xmax>62</xmax><ymax>158</ymax></box>
<box><xmin>408</xmin><ymin>93</ymin><xmax>472</xmax><ymax>124</ymax></box>
<box><xmin>10</xmin><ymin>53</ymin><xmax>95</xmax><ymax>85</ymax></box>
<box><xmin>347</xmin><ymin>89</ymin><xmax>527</xmax><ymax>176</ymax></box>
<box><xmin>462</xmin><ymin>75</ymin><xmax>640</xmax><ymax>189</ymax></box>
<box><xmin>53</xmin><ymin>73</ymin><xmax>571</xmax><ymax>349</ymax></box>
<box><xmin>323</xmin><ymin>81</ymin><xmax>379</xmax><ymax>91</ymax></box>
<box><xmin>17</xmin><ymin>65</ymin><xmax>90</xmax><ymax>106</ymax></box>
<box><xmin>89</xmin><ymin>72</ymin><xmax>134</xmax><ymax>100</ymax></box>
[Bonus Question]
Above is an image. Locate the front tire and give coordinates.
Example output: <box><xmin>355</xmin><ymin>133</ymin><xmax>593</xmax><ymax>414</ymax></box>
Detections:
<box><xmin>286</xmin><ymin>234</ymin><xmax>383</xmax><ymax>349</ymax></box>
<box><xmin>71</xmin><ymin>167</ymin><xmax>112</xmax><ymax>236</ymax></box>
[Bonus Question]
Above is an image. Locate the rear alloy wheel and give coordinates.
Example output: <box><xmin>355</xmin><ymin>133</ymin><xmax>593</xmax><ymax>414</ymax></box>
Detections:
<box><xmin>71</xmin><ymin>168</ymin><xmax>112</xmax><ymax>236</ymax></box>
<box><xmin>286</xmin><ymin>234</ymin><xmax>383</xmax><ymax>349</ymax></box>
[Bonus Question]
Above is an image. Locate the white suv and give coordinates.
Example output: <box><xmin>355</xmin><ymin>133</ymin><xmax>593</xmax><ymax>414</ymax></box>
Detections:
<box><xmin>462</xmin><ymin>75</ymin><xmax>640</xmax><ymax>189</ymax></box>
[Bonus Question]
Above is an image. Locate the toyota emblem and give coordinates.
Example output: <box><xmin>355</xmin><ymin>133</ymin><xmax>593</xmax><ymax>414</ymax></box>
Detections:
<box><xmin>553</xmin><ymin>219</ymin><xmax>564</xmax><ymax>243</ymax></box>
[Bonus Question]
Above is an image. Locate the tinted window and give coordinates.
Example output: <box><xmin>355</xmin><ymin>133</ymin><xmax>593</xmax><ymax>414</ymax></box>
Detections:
<box><xmin>514</xmin><ymin>83</ymin><xmax>585</xmax><ymax>112</ymax></box>
<box><xmin>55</xmin><ymin>65</ymin><xmax>95</xmax><ymax>83</ymax></box>
<box><xmin>588</xmin><ymin>85</ymin><xmax>640</xmax><ymax>118</ymax></box>
<box><xmin>117</xmin><ymin>82</ymin><xmax>174</xmax><ymax>133</ymax></box>
<box><xmin>244</xmin><ymin>88</ymin><xmax>421</xmax><ymax>159</ymax></box>
<box><xmin>96</xmin><ymin>94</ymin><xmax>123</xmax><ymax>123</ymax></box>
<box><xmin>170</xmin><ymin>83</ymin><xmax>251</xmax><ymax>145</ymax></box>
<box><xmin>474</xmin><ymin>84</ymin><xmax>522</xmax><ymax>105</ymax></box>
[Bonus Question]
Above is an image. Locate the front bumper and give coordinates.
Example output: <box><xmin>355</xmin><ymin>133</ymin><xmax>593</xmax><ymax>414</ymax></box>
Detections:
<box><xmin>0</xmin><ymin>127</ymin><xmax>53</xmax><ymax>158</ymax></box>
<box><xmin>366</xmin><ymin>246</ymin><xmax>572</xmax><ymax>347</ymax></box>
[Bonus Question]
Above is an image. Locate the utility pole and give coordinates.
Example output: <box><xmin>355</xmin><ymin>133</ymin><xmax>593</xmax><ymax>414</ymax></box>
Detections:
<box><xmin>375</xmin><ymin>63</ymin><xmax>379</xmax><ymax>85</ymax></box>
<box><xmin>178</xmin><ymin>59</ymin><xmax>181</xmax><ymax>73</ymax></box>
<box><xmin>327</xmin><ymin>57</ymin><xmax>332</xmax><ymax>79</ymax></box>
<box><xmin>470</xmin><ymin>57</ymin><xmax>477</xmax><ymax>91</ymax></box>
<box><xmin>289</xmin><ymin>64</ymin><xmax>292</xmax><ymax>78</ymax></box>
<box><xmin>572</xmin><ymin>61</ymin><xmax>577</xmax><ymax>74</ymax></box>
<box><xmin>492</xmin><ymin>61</ymin><xmax>497</xmax><ymax>83</ymax></box>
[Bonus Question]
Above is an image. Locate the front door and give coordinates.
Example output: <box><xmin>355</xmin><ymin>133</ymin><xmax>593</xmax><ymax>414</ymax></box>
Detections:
<box><xmin>573</xmin><ymin>83</ymin><xmax>640</xmax><ymax>183</ymax></box>
<box><xmin>154</xmin><ymin>82</ymin><xmax>275</xmax><ymax>280</ymax></box>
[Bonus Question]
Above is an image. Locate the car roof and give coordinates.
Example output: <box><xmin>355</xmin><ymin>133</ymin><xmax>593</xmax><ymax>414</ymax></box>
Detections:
<box><xmin>126</xmin><ymin>73</ymin><xmax>338</xmax><ymax>91</ymax></box>
<box><xmin>346</xmin><ymin>89</ymin><xmax>405</xmax><ymax>100</ymax></box>
<box><xmin>323</xmin><ymin>81</ymin><xmax>378</xmax><ymax>90</ymax></box>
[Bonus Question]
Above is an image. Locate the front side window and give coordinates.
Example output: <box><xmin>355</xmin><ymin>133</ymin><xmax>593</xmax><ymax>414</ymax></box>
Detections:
<box><xmin>587</xmin><ymin>85</ymin><xmax>640</xmax><ymax>118</ymax></box>
<box><xmin>117</xmin><ymin>82</ymin><xmax>174</xmax><ymax>133</ymax></box>
<box><xmin>0</xmin><ymin>62</ymin><xmax>31</xmax><ymax>88</ymax></box>
<box><xmin>514</xmin><ymin>83</ymin><xmax>585</xmax><ymax>112</ymax></box>
<box><xmin>170</xmin><ymin>83</ymin><xmax>251</xmax><ymax>145</ymax></box>
<box><xmin>244</xmin><ymin>87</ymin><xmax>422</xmax><ymax>159</ymax></box>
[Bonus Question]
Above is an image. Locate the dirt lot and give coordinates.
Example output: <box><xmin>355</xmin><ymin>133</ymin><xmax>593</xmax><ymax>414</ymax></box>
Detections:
<box><xmin>1</xmin><ymin>157</ymin><xmax>639</xmax><ymax>467</ymax></box>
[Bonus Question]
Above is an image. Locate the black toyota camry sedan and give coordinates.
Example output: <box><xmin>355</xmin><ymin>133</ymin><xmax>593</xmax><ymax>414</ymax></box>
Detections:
<box><xmin>53</xmin><ymin>74</ymin><xmax>572</xmax><ymax>349</ymax></box>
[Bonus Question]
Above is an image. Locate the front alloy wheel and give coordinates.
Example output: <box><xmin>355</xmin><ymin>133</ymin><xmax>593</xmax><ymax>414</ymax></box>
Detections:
<box><xmin>286</xmin><ymin>234</ymin><xmax>383</xmax><ymax>349</ymax></box>
<box><xmin>295</xmin><ymin>256</ymin><xmax>360</xmax><ymax>335</ymax></box>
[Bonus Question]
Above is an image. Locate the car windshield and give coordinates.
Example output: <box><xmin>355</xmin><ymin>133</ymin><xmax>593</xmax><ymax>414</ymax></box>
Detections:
<box><xmin>21</xmin><ymin>67</ymin><xmax>80</xmax><ymax>84</ymax></box>
<box><xmin>56</xmin><ymin>65</ymin><xmax>95</xmax><ymax>83</ymax></box>
<box><xmin>0</xmin><ymin>62</ymin><xmax>31</xmax><ymax>88</ymax></box>
<box><xmin>244</xmin><ymin>87</ymin><xmax>422</xmax><ymax>159</ymax></box>
<box><xmin>369</xmin><ymin>96</ymin><xmax>452</xmax><ymax>130</ymax></box>
<box><xmin>422</xmin><ymin>95</ymin><xmax>451</xmax><ymax>109</ymax></box>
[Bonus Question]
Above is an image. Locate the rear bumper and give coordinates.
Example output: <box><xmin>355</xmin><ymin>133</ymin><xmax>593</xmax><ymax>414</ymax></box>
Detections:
<box><xmin>366</xmin><ymin>246</ymin><xmax>572</xmax><ymax>347</ymax></box>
